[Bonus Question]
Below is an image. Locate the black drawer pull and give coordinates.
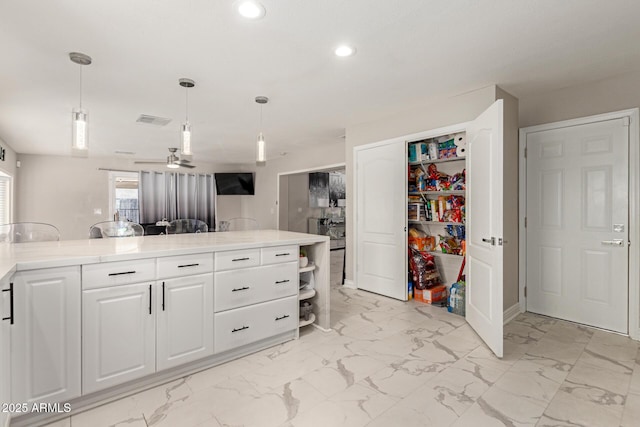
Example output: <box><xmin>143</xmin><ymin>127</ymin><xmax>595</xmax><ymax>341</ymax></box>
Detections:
<box><xmin>178</xmin><ymin>263</ymin><xmax>199</xmax><ymax>268</ymax></box>
<box><xmin>232</xmin><ymin>286</ymin><xmax>250</xmax><ymax>292</ymax></box>
<box><xmin>148</xmin><ymin>284</ymin><xmax>152</xmax><ymax>315</ymax></box>
<box><xmin>275</xmin><ymin>315</ymin><xmax>290</xmax><ymax>321</ymax></box>
<box><xmin>108</xmin><ymin>271</ymin><xmax>136</xmax><ymax>276</ymax></box>
<box><xmin>232</xmin><ymin>326</ymin><xmax>249</xmax><ymax>333</ymax></box>
<box><xmin>232</xmin><ymin>257</ymin><xmax>250</xmax><ymax>262</ymax></box>
<box><xmin>275</xmin><ymin>279</ymin><xmax>290</xmax><ymax>284</ymax></box>
<box><xmin>2</xmin><ymin>283</ymin><xmax>14</xmax><ymax>325</ymax></box>
<box><xmin>275</xmin><ymin>253</ymin><xmax>290</xmax><ymax>257</ymax></box>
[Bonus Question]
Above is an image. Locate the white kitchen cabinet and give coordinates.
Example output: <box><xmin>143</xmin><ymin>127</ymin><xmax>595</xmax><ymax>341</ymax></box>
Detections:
<box><xmin>1</xmin><ymin>276</ymin><xmax>11</xmax><ymax>426</ymax></box>
<box><xmin>156</xmin><ymin>273</ymin><xmax>214</xmax><ymax>371</ymax></box>
<box><xmin>10</xmin><ymin>266</ymin><xmax>81</xmax><ymax>404</ymax></box>
<box><xmin>82</xmin><ymin>282</ymin><xmax>155</xmax><ymax>394</ymax></box>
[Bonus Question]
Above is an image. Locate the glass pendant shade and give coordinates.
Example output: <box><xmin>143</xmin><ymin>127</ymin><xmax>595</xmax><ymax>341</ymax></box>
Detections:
<box><xmin>181</xmin><ymin>122</ymin><xmax>192</xmax><ymax>156</ymax></box>
<box><xmin>71</xmin><ymin>108</ymin><xmax>88</xmax><ymax>156</ymax></box>
<box><xmin>256</xmin><ymin>132</ymin><xmax>266</xmax><ymax>165</ymax></box>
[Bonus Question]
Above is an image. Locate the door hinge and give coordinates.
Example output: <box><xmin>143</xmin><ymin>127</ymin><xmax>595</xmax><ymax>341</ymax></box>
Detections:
<box><xmin>524</xmin><ymin>147</ymin><xmax>527</xmax><ymax>158</ymax></box>
<box><xmin>524</xmin><ymin>217</ymin><xmax>527</xmax><ymax>228</ymax></box>
<box><xmin>623</xmin><ymin>116</ymin><xmax>631</xmax><ymax>127</ymax></box>
<box><xmin>524</xmin><ymin>287</ymin><xmax>527</xmax><ymax>298</ymax></box>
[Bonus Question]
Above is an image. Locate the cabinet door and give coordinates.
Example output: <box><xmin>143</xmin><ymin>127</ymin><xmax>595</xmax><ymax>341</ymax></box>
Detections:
<box><xmin>11</xmin><ymin>266</ymin><xmax>81</xmax><ymax>404</ymax></box>
<box><xmin>157</xmin><ymin>274</ymin><xmax>214</xmax><ymax>371</ymax></box>
<box><xmin>466</xmin><ymin>99</ymin><xmax>504</xmax><ymax>358</ymax></box>
<box><xmin>1</xmin><ymin>277</ymin><xmax>11</xmax><ymax>425</ymax></box>
<box><xmin>355</xmin><ymin>138</ymin><xmax>408</xmax><ymax>300</ymax></box>
<box><xmin>83</xmin><ymin>282</ymin><xmax>155</xmax><ymax>394</ymax></box>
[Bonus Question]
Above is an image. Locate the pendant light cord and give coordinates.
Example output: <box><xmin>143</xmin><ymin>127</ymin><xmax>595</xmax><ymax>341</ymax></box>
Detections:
<box><xmin>185</xmin><ymin>86</ymin><xmax>189</xmax><ymax>122</ymax></box>
<box><xmin>79</xmin><ymin>65</ymin><xmax>83</xmax><ymax>109</ymax></box>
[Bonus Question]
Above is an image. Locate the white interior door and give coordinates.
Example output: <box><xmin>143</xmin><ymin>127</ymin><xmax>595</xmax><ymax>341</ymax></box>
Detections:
<box><xmin>355</xmin><ymin>139</ymin><xmax>407</xmax><ymax>300</ymax></box>
<box><xmin>526</xmin><ymin>118</ymin><xmax>629</xmax><ymax>333</ymax></box>
<box><xmin>466</xmin><ymin>100</ymin><xmax>504</xmax><ymax>358</ymax></box>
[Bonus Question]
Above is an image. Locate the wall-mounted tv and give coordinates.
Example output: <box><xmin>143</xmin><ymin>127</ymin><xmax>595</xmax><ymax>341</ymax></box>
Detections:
<box><xmin>215</xmin><ymin>173</ymin><xmax>255</xmax><ymax>195</ymax></box>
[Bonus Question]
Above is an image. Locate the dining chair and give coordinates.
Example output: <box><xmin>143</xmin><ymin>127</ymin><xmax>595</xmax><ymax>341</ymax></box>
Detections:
<box><xmin>0</xmin><ymin>222</ymin><xmax>60</xmax><ymax>243</ymax></box>
<box><xmin>226</xmin><ymin>217</ymin><xmax>259</xmax><ymax>231</ymax></box>
<box><xmin>89</xmin><ymin>221</ymin><xmax>144</xmax><ymax>238</ymax></box>
<box><xmin>166</xmin><ymin>219</ymin><xmax>208</xmax><ymax>234</ymax></box>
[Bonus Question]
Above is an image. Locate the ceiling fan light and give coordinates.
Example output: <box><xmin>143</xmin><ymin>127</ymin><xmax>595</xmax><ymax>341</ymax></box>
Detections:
<box><xmin>167</xmin><ymin>163</ymin><xmax>180</xmax><ymax>169</ymax></box>
<box><xmin>72</xmin><ymin>108</ymin><xmax>88</xmax><ymax>156</ymax></box>
<box><xmin>181</xmin><ymin>122</ymin><xmax>192</xmax><ymax>155</ymax></box>
<box><xmin>256</xmin><ymin>132</ymin><xmax>266</xmax><ymax>165</ymax></box>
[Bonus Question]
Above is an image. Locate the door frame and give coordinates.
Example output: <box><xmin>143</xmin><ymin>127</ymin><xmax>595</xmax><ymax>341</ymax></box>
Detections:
<box><xmin>352</xmin><ymin>121</ymin><xmax>468</xmax><ymax>293</ymax></box>
<box><xmin>519</xmin><ymin>108</ymin><xmax>640</xmax><ymax>339</ymax></box>
<box><xmin>275</xmin><ymin>162</ymin><xmax>346</xmax><ymax>231</ymax></box>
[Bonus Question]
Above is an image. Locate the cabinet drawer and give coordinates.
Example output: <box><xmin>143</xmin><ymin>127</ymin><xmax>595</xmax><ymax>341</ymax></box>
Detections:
<box><xmin>261</xmin><ymin>245</ymin><xmax>298</xmax><ymax>265</ymax></box>
<box><xmin>214</xmin><ymin>249</ymin><xmax>260</xmax><ymax>271</ymax></box>
<box><xmin>214</xmin><ymin>296</ymin><xmax>297</xmax><ymax>354</ymax></box>
<box><xmin>82</xmin><ymin>259</ymin><xmax>156</xmax><ymax>290</ymax></box>
<box><xmin>157</xmin><ymin>252</ymin><xmax>213</xmax><ymax>279</ymax></box>
<box><xmin>214</xmin><ymin>262</ymin><xmax>298</xmax><ymax>312</ymax></box>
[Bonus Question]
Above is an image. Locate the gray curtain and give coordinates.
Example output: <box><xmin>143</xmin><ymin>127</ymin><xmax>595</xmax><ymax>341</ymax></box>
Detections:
<box><xmin>139</xmin><ymin>171</ymin><xmax>216</xmax><ymax>229</ymax></box>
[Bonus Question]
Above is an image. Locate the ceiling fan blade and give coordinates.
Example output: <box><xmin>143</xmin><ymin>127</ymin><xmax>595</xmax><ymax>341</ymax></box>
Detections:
<box><xmin>176</xmin><ymin>162</ymin><xmax>196</xmax><ymax>169</ymax></box>
<box><xmin>134</xmin><ymin>161</ymin><xmax>166</xmax><ymax>164</ymax></box>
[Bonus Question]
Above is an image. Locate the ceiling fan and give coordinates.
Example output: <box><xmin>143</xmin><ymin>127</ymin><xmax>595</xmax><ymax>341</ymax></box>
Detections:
<box><xmin>134</xmin><ymin>147</ymin><xmax>195</xmax><ymax>169</ymax></box>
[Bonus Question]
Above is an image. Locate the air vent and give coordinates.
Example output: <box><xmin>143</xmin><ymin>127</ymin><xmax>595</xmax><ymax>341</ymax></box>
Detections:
<box><xmin>136</xmin><ymin>115</ymin><xmax>172</xmax><ymax>126</ymax></box>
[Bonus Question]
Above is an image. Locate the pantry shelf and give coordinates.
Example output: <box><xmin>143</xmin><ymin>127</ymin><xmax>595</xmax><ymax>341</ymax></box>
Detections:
<box><xmin>408</xmin><ymin>190</ymin><xmax>466</xmax><ymax>196</ymax></box>
<box><xmin>408</xmin><ymin>157</ymin><xmax>466</xmax><ymax>166</ymax></box>
<box><xmin>408</xmin><ymin>220</ymin><xmax>465</xmax><ymax>226</ymax></box>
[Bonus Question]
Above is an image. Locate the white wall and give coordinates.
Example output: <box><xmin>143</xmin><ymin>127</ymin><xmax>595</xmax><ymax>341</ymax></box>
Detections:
<box><xmin>345</xmin><ymin>85</ymin><xmax>499</xmax><ymax>288</ymax></box>
<box><xmin>520</xmin><ymin>69</ymin><xmax>640</xmax><ymax>127</ymax></box>
<box><xmin>16</xmin><ymin>154</ymin><xmax>251</xmax><ymax>240</ymax></box>
<box><xmin>249</xmin><ymin>142</ymin><xmax>346</xmax><ymax>230</ymax></box>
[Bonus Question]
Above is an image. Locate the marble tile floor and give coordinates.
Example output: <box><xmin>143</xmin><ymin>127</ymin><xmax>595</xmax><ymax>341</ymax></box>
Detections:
<box><xmin>43</xmin><ymin>284</ymin><xmax>640</xmax><ymax>427</ymax></box>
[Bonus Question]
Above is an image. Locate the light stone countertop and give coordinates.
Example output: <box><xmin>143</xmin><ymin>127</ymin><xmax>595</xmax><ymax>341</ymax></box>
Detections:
<box><xmin>0</xmin><ymin>229</ymin><xmax>330</xmax><ymax>283</ymax></box>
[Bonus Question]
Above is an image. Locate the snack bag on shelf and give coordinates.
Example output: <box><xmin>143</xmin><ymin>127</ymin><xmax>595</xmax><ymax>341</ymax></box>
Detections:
<box><xmin>408</xmin><ymin>248</ymin><xmax>441</xmax><ymax>290</ymax></box>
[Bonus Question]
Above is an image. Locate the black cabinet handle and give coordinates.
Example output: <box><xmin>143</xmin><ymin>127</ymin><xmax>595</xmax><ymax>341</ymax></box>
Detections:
<box><xmin>178</xmin><ymin>263</ymin><xmax>199</xmax><ymax>268</ymax></box>
<box><xmin>148</xmin><ymin>284</ymin><xmax>152</xmax><ymax>315</ymax></box>
<box><xmin>232</xmin><ymin>286</ymin><xmax>250</xmax><ymax>292</ymax></box>
<box><xmin>275</xmin><ymin>315</ymin><xmax>290</xmax><ymax>321</ymax></box>
<box><xmin>162</xmin><ymin>282</ymin><xmax>165</xmax><ymax>311</ymax></box>
<box><xmin>2</xmin><ymin>283</ymin><xmax>13</xmax><ymax>325</ymax></box>
<box><xmin>108</xmin><ymin>271</ymin><xmax>136</xmax><ymax>276</ymax></box>
<box><xmin>275</xmin><ymin>279</ymin><xmax>290</xmax><ymax>284</ymax></box>
<box><xmin>275</xmin><ymin>253</ymin><xmax>290</xmax><ymax>257</ymax></box>
<box><xmin>232</xmin><ymin>257</ymin><xmax>250</xmax><ymax>262</ymax></box>
<box><xmin>232</xmin><ymin>326</ymin><xmax>249</xmax><ymax>333</ymax></box>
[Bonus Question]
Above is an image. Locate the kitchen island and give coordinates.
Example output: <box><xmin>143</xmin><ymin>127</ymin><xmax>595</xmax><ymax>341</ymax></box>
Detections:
<box><xmin>0</xmin><ymin>230</ymin><xmax>330</xmax><ymax>427</ymax></box>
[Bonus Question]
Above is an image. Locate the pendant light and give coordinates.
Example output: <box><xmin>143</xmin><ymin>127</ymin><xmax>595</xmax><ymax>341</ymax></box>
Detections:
<box><xmin>255</xmin><ymin>96</ymin><xmax>268</xmax><ymax>165</ymax></box>
<box><xmin>179</xmin><ymin>78</ymin><xmax>195</xmax><ymax>156</ymax></box>
<box><xmin>69</xmin><ymin>52</ymin><xmax>92</xmax><ymax>157</ymax></box>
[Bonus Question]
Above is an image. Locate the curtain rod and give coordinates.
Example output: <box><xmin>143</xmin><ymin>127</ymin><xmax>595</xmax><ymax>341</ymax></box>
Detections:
<box><xmin>97</xmin><ymin>168</ymin><xmax>139</xmax><ymax>173</ymax></box>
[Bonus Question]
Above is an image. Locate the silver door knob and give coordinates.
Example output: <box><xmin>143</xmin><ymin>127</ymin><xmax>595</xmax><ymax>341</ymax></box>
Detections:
<box><xmin>482</xmin><ymin>237</ymin><xmax>495</xmax><ymax>245</ymax></box>
<box><xmin>601</xmin><ymin>239</ymin><xmax>624</xmax><ymax>246</ymax></box>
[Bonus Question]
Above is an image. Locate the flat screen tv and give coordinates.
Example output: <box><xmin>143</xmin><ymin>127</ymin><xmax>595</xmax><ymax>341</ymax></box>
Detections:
<box><xmin>215</xmin><ymin>173</ymin><xmax>255</xmax><ymax>195</ymax></box>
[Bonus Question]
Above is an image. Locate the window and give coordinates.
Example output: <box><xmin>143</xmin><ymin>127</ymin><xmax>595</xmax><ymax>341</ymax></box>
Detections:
<box><xmin>0</xmin><ymin>171</ymin><xmax>12</xmax><ymax>225</ymax></box>
<box><xmin>109</xmin><ymin>172</ymin><xmax>139</xmax><ymax>223</ymax></box>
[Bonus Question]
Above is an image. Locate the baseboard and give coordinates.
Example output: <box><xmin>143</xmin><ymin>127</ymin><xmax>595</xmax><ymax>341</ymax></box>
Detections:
<box><xmin>504</xmin><ymin>303</ymin><xmax>522</xmax><ymax>325</ymax></box>
<box><xmin>343</xmin><ymin>279</ymin><xmax>356</xmax><ymax>289</ymax></box>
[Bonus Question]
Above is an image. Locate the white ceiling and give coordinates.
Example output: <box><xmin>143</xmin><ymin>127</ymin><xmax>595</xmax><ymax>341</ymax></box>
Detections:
<box><xmin>1</xmin><ymin>0</ymin><xmax>640</xmax><ymax>165</ymax></box>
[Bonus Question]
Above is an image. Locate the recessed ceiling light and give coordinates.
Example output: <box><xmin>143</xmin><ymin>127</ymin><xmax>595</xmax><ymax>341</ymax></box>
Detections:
<box><xmin>335</xmin><ymin>45</ymin><xmax>356</xmax><ymax>57</ymax></box>
<box><xmin>237</xmin><ymin>1</ymin><xmax>266</xmax><ymax>19</ymax></box>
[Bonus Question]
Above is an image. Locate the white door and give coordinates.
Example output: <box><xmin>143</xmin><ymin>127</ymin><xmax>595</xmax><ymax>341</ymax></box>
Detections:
<box><xmin>11</xmin><ymin>267</ymin><xmax>81</xmax><ymax>404</ymax></box>
<box><xmin>355</xmin><ymin>139</ymin><xmax>407</xmax><ymax>300</ymax></box>
<box><xmin>157</xmin><ymin>274</ymin><xmax>214</xmax><ymax>371</ymax></box>
<box><xmin>466</xmin><ymin>100</ymin><xmax>504</xmax><ymax>358</ymax></box>
<box><xmin>526</xmin><ymin>118</ymin><xmax>629</xmax><ymax>333</ymax></box>
<box><xmin>83</xmin><ymin>282</ymin><xmax>156</xmax><ymax>394</ymax></box>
